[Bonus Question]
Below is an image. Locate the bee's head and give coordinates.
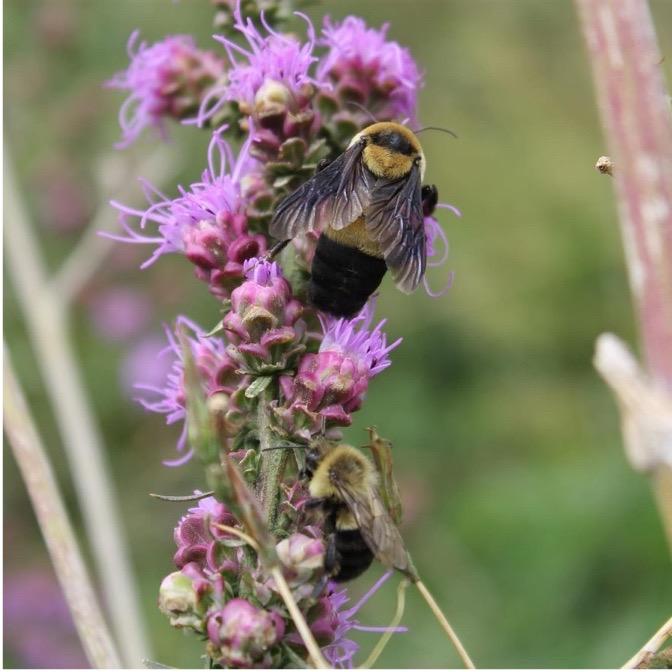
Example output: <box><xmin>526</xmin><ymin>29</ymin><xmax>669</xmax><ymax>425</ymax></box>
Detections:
<box><xmin>350</xmin><ymin>122</ymin><xmax>426</xmax><ymax>181</ymax></box>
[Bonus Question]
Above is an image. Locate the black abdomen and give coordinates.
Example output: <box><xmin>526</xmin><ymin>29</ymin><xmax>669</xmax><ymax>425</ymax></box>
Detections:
<box><xmin>329</xmin><ymin>529</ymin><xmax>374</xmax><ymax>583</ymax></box>
<box><xmin>310</xmin><ymin>234</ymin><xmax>387</xmax><ymax>318</ymax></box>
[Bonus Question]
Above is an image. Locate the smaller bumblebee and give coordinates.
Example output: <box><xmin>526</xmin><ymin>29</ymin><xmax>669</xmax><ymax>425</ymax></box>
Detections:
<box><xmin>270</xmin><ymin>122</ymin><xmax>440</xmax><ymax>318</ymax></box>
<box><xmin>302</xmin><ymin>443</ymin><xmax>412</xmax><ymax>583</ymax></box>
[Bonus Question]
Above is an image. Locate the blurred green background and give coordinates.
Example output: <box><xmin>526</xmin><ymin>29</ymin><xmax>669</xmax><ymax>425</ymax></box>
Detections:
<box><xmin>4</xmin><ymin>0</ymin><xmax>672</xmax><ymax>668</ymax></box>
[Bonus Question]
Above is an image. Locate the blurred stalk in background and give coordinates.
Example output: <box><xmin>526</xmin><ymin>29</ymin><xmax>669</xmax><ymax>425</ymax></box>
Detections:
<box><xmin>576</xmin><ymin>0</ymin><xmax>672</xmax><ymax>555</ymax></box>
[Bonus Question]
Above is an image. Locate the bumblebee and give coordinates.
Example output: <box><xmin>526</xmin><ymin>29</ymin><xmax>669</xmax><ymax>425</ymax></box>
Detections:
<box><xmin>270</xmin><ymin>122</ymin><xmax>439</xmax><ymax>318</ymax></box>
<box><xmin>302</xmin><ymin>443</ymin><xmax>412</xmax><ymax>583</ymax></box>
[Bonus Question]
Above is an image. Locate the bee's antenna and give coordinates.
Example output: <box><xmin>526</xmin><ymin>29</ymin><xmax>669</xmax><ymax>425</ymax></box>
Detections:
<box><xmin>414</xmin><ymin>126</ymin><xmax>458</xmax><ymax>139</ymax></box>
<box><xmin>345</xmin><ymin>101</ymin><xmax>378</xmax><ymax>124</ymax></box>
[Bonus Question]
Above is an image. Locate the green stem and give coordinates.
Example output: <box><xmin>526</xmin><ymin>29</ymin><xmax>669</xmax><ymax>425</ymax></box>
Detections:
<box><xmin>256</xmin><ymin>386</ymin><xmax>287</xmax><ymax>532</ymax></box>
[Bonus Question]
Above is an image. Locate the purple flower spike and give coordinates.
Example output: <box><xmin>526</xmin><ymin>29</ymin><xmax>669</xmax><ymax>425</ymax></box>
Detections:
<box><xmin>108</xmin><ymin>32</ymin><xmax>226</xmax><ymax>148</ymax></box>
<box><xmin>134</xmin><ymin>316</ymin><xmax>240</xmax><ymax>466</ymax></box>
<box><xmin>109</xmin><ymin>129</ymin><xmax>267</xmax><ymax>296</ymax></box>
<box><xmin>318</xmin><ymin>16</ymin><xmax>423</xmax><ymax>124</ymax></box>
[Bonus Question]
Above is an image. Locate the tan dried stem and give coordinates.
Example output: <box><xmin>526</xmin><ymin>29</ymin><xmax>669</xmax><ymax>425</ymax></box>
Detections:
<box><xmin>4</xmin><ymin>346</ymin><xmax>122</xmax><ymax>668</ymax></box>
<box><xmin>4</xmin><ymin>153</ymin><xmax>149</xmax><ymax>665</ymax></box>
<box><xmin>621</xmin><ymin>615</ymin><xmax>672</xmax><ymax>668</ymax></box>
<box><xmin>415</xmin><ymin>580</ymin><xmax>476</xmax><ymax>669</ymax></box>
<box><xmin>359</xmin><ymin>578</ymin><xmax>409</xmax><ymax>669</ymax></box>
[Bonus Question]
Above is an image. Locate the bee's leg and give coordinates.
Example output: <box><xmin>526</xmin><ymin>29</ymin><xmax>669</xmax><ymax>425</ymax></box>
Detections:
<box><xmin>301</xmin><ymin>449</ymin><xmax>321</xmax><ymax>480</ymax></box>
<box><xmin>311</xmin><ymin>573</ymin><xmax>330</xmax><ymax>600</ymax></box>
<box><xmin>421</xmin><ymin>184</ymin><xmax>439</xmax><ymax>217</ymax></box>
<box><xmin>265</xmin><ymin>238</ymin><xmax>291</xmax><ymax>260</ymax></box>
<box><xmin>302</xmin><ymin>496</ymin><xmax>326</xmax><ymax>511</ymax></box>
<box><xmin>323</xmin><ymin>532</ymin><xmax>341</xmax><ymax>578</ymax></box>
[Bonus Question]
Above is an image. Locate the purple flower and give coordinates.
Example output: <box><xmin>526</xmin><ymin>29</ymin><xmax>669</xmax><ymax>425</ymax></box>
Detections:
<box><xmin>173</xmin><ymin>496</ymin><xmax>240</xmax><ymax>573</ymax></box>
<box><xmin>206</xmin><ymin>598</ymin><xmax>284</xmax><ymax>668</ymax></box>
<box><xmin>135</xmin><ymin>316</ymin><xmax>239</xmax><ymax>466</ymax></box>
<box><xmin>108</xmin><ymin>32</ymin><xmax>226</xmax><ymax>147</ymax></box>
<box><xmin>87</xmin><ymin>287</ymin><xmax>152</xmax><ymax>342</ymax></box>
<box><xmin>109</xmin><ymin>129</ymin><xmax>267</xmax><ymax>297</ymax></box>
<box><xmin>321</xmin><ymin>571</ymin><xmax>407</xmax><ymax>668</ymax></box>
<box><xmin>196</xmin><ymin>7</ymin><xmax>321</xmax><ymax>128</ymax></box>
<box><xmin>278</xmin><ymin>300</ymin><xmax>400</xmax><ymax>436</ymax></box>
<box><xmin>317</xmin><ymin>16</ymin><xmax>423</xmax><ymax>123</ymax></box>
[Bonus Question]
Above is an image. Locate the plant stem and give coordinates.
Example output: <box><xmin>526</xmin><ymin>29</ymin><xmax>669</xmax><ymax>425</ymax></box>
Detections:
<box><xmin>4</xmin><ymin>154</ymin><xmax>149</xmax><ymax>666</ymax></box>
<box><xmin>256</xmin><ymin>386</ymin><xmax>288</xmax><ymax>531</ymax></box>
<box><xmin>415</xmin><ymin>580</ymin><xmax>476</xmax><ymax>669</ymax></box>
<box><xmin>576</xmin><ymin>0</ymin><xmax>672</xmax><ymax>564</ymax></box>
<box><xmin>359</xmin><ymin>578</ymin><xmax>409</xmax><ymax>669</ymax></box>
<box><xmin>4</xmin><ymin>346</ymin><xmax>122</xmax><ymax>668</ymax></box>
<box><xmin>270</xmin><ymin>567</ymin><xmax>329</xmax><ymax>669</ymax></box>
<box><xmin>622</xmin><ymin>615</ymin><xmax>672</xmax><ymax>668</ymax></box>
<box><xmin>575</xmin><ymin>0</ymin><xmax>672</xmax><ymax>387</ymax></box>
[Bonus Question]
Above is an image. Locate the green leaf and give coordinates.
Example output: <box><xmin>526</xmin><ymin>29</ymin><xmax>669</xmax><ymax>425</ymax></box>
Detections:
<box><xmin>245</xmin><ymin>376</ymin><xmax>273</xmax><ymax>399</ymax></box>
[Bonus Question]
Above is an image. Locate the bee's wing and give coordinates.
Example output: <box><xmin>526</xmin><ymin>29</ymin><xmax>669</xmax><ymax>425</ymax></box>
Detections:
<box><xmin>269</xmin><ymin>140</ymin><xmax>373</xmax><ymax>239</ymax></box>
<box><xmin>336</xmin><ymin>482</ymin><xmax>411</xmax><ymax>575</ymax></box>
<box><xmin>365</xmin><ymin>163</ymin><xmax>426</xmax><ymax>293</ymax></box>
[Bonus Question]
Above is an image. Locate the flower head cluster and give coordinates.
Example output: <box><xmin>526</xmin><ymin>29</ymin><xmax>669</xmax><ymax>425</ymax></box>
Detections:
<box><xmin>111</xmin><ymin>130</ymin><xmax>266</xmax><ymax>297</ymax></box>
<box><xmin>108</xmin><ymin>32</ymin><xmax>226</xmax><ymax>148</ymax></box>
<box><xmin>278</xmin><ymin>301</ymin><xmax>401</xmax><ymax>438</ymax></box>
<box><xmin>318</xmin><ymin>16</ymin><xmax>423</xmax><ymax>127</ymax></box>
<box><xmin>195</xmin><ymin>7</ymin><xmax>322</xmax><ymax>166</ymax></box>
<box><xmin>135</xmin><ymin>317</ymin><xmax>243</xmax><ymax>466</ymax></box>
<box><xmin>159</xmin><ymin>497</ymin><xmax>403</xmax><ymax>668</ymax></box>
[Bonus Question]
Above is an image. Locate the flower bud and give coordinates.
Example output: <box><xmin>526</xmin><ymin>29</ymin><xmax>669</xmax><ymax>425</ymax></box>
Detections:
<box><xmin>276</xmin><ymin>533</ymin><xmax>324</xmax><ymax>585</ymax></box>
<box><xmin>158</xmin><ymin>571</ymin><xmax>203</xmax><ymax>631</ymax></box>
<box><xmin>206</xmin><ymin>599</ymin><xmax>284</xmax><ymax>668</ymax></box>
<box><xmin>222</xmin><ymin>259</ymin><xmax>304</xmax><ymax>371</ymax></box>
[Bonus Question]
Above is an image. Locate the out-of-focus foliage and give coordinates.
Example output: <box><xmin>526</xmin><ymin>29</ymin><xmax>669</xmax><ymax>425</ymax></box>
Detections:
<box><xmin>4</xmin><ymin>0</ymin><xmax>672</xmax><ymax>668</ymax></box>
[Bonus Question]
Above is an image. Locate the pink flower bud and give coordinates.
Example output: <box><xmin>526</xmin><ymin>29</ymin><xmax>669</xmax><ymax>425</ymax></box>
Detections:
<box><xmin>206</xmin><ymin>599</ymin><xmax>284</xmax><ymax>668</ymax></box>
<box><xmin>276</xmin><ymin>533</ymin><xmax>325</xmax><ymax>585</ymax></box>
<box><xmin>222</xmin><ymin>259</ymin><xmax>304</xmax><ymax>369</ymax></box>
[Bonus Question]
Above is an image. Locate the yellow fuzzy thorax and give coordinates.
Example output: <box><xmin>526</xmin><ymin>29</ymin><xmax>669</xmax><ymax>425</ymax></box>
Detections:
<box><xmin>363</xmin><ymin>144</ymin><xmax>415</xmax><ymax>180</ymax></box>
<box><xmin>308</xmin><ymin>444</ymin><xmax>379</xmax><ymax>500</ymax></box>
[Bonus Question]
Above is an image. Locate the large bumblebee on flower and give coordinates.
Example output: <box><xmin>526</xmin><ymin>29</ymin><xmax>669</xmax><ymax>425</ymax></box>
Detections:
<box><xmin>303</xmin><ymin>442</ymin><xmax>414</xmax><ymax>583</ymax></box>
<box><xmin>270</xmin><ymin>122</ymin><xmax>439</xmax><ymax>317</ymax></box>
